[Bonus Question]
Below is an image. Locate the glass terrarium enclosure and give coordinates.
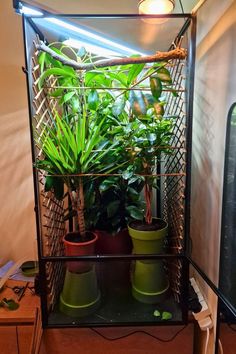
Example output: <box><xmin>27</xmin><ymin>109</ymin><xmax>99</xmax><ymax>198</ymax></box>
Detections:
<box><xmin>20</xmin><ymin>4</ymin><xmax>196</xmax><ymax>328</ymax></box>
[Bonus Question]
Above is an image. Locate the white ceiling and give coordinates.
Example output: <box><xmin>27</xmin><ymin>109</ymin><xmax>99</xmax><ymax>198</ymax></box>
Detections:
<box><xmin>24</xmin><ymin>0</ymin><xmax>201</xmax><ymax>53</ymax></box>
<box><xmin>24</xmin><ymin>0</ymin><xmax>200</xmax><ymax>14</ymax></box>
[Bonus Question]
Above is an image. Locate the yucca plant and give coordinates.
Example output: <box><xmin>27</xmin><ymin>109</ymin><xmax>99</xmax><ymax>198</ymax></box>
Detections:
<box><xmin>35</xmin><ymin>109</ymin><xmax>123</xmax><ymax>240</ymax></box>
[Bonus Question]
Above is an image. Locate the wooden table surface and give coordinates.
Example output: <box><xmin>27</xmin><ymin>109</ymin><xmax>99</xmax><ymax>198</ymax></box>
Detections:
<box><xmin>0</xmin><ymin>279</ymin><xmax>40</xmax><ymax>324</ymax></box>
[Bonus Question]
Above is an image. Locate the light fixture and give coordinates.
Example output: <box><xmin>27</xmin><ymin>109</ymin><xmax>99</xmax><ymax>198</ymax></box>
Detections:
<box><xmin>47</xmin><ymin>18</ymin><xmax>147</xmax><ymax>57</ymax></box>
<box><xmin>19</xmin><ymin>5</ymin><xmax>43</xmax><ymax>16</ymax></box>
<box><xmin>139</xmin><ymin>0</ymin><xmax>175</xmax><ymax>24</ymax></box>
<box><xmin>18</xmin><ymin>4</ymin><xmax>148</xmax><ymax>57</ymax></box>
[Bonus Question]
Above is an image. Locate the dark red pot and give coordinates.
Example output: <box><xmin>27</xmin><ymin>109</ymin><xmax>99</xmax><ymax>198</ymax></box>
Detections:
<box><xmin>95</xmin><ymin>229</ymin><xmax>132</xmax><ymax>254</ymax></box>
<box><xmin>95</xmin><ymin>229</ymin><xmax>132</xmax><ymax>288</ymax></box>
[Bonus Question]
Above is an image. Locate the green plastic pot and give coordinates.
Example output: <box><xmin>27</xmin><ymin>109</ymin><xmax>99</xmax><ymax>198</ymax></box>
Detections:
<box><xmin>59</xmin><ymin>267</ymin><xmax>101</xmax><ymax>317</ymax></box>
<box><xmin>128</xmin><ymin>218</ymin><xmax>169</xmax><ymax>304</ymax></box>
<box><xmin>128</xmin><ymin>218</ymin><xmax>168</xmax><ymax>255</ymax></box>
<box><xmin>131</xmin><ymin>260</ymin><xmax>169</xmax><ymax>303</ymax></box>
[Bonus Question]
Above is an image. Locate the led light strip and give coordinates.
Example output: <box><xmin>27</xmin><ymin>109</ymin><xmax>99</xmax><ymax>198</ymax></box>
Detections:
<box><xmin>20</xmin><ymin>5</ymin><xmax>147</xmax><ymax>57</ymax></box>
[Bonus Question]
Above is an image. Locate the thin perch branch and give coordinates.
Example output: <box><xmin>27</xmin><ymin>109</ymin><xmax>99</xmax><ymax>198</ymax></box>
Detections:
<box><xmin>36</xmin><ymin>41</ymin><xmax>187</xmax><ymax>71</ymax></box>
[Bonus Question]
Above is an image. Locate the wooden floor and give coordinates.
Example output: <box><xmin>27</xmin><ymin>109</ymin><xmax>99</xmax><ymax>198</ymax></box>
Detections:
<box><xmin>39</xmin><ymin>325</ymin><xmax>193</xmax><ymax>354</ymax></box>
<box><xmin>219</xmin><ymin>323</ymin><xmax>236</xmax><ymax>354</ymax></box>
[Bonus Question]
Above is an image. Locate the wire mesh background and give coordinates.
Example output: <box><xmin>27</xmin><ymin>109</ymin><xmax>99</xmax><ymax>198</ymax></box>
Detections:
<box><xmin>162</xmin><ymin>39</ymin><xmax>187</xmax><ymax>302</ymax></box>
<box><xmin>32</xmin><ymin>37</ymin><xmax>66</xmax><ymax>310</ymax></box>
<box><xmin>30</xmin><ymin>29</ymin><xmax>189</xmax><ymax>312</ymax></box>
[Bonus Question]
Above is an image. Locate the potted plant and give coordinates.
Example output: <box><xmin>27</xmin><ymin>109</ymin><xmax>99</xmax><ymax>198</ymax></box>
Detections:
<box><xmin>102</xmin><ymin>62</ymin><xmax>176</xmax><ymax>303</ymax></box>
<box><xmin>36</xmin><ymin>45</ymin><xmax>130</xmax><ymax>316</ymax></box>
<box><xmin>36</xmin><ymin>42</ymin><xmax>179</xmax><ymax>309</ymax></box>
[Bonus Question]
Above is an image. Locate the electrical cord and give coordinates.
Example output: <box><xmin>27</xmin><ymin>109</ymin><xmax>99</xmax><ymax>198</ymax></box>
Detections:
<box><xmin>204</xmin><ymin>327</ymin><xmax>210</xmax><ymax>354</ymax></box>
<box><xmin>228</xmin><ymin>323</ymin><xmax>236</xmax><ymax>332</ymax></box>
<box><xmin>15</xmin><ymin>326</ymin><xmax>19</xmax><ymax>354</ymax></box>
<box><xmin>90</xmin><ymin>325</ymin><xmax>187</xmax><ymax>343</ymax></box>
<box><xmin>218</xmin><ymin>339</ymin><xmax>224</xmax><ymax>354</ymax></box>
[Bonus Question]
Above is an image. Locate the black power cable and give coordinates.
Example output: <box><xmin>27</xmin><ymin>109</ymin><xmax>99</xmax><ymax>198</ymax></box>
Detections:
<box><xmin>90</xmin><ymin>325</ymin><xmax>187</xmax><ymax>343</ymax></box>
<box><xmin>228</xmin><ymin>323</ymin><xmax>236</xmax><ymax>332</ymax></box>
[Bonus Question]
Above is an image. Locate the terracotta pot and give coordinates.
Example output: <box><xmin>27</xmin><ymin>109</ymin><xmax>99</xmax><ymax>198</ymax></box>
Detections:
<box><xmin>63</xmin><ymin>231</ymin><xmax>98</xmax><ymax>273</ymax></box>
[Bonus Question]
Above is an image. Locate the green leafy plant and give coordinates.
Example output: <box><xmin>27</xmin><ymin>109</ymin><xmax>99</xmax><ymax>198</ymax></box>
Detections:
<box><xmin>92</xmin><ymin>176</ymin><xmax>145</xmax><ymax>234</ymax></box>
<box><xmin>0</xmin><ymin>298</ymin><xmax>19</xmax><ymax>311</ymax></box>
<box><xmin>153</xmin><ymin>309</ymin><xmax>173</xmax><ymax>320</ymax></box>
<box><xmin>36</xmin><ymin>43</ymin><xmax>176</xmax><ymax>238</ymax></box>
<box><xmin>35</xmin><ymin>109</ymin><xmax>123</xmax><ymax>240</ymax></box>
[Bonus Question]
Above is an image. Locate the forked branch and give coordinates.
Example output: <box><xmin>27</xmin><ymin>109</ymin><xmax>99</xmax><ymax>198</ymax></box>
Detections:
<box><xmin>36</xmin><ymin>41</ymin><xmax>187</xmax><ymax>71</ymax></box>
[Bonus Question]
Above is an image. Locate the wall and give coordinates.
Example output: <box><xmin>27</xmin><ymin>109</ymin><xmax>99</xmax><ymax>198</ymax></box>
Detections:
<box><xmin>191</xmin><ymin>0</ymin><xmax>236</xmax><ymax>286</ymax></box>
<box><xmin>191</xmin><ymin>0</ymin><xmax>236</xmax><ymax>352</ymax></box>
<box><xmin>0</xmin><ymin>0</ymin><xmax>36</xmax><ymax>264</ymax></box>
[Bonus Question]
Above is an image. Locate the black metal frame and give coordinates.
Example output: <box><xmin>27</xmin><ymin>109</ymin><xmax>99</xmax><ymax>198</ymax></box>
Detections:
<box><xmin>18</xmin><ymin>0</ymin><xmax>197</xmax><ymax>332</ymax></box>
<box><xmin>15</xmin><ymin>1</ymin><xmax>236</xmax><ymax>352</ymax></box>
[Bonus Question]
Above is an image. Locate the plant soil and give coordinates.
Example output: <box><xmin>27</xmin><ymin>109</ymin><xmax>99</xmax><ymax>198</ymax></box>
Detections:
<box><xmin>129</xmin><ymin>219</ymin><xmax>167</xmax><ymax>232</ymax></box>
<box><xmin>64</xmin><ymin>231</ymin><xmax>94</xmax><ymax>243</ymax></box>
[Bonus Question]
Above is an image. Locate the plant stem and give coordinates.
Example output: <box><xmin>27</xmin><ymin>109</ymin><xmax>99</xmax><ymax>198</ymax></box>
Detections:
<box><xmin>144</xmin><ymin>178</ymin><xmax>153</xmax><ymax>224</ymax></box>
<box><xmin>68</xmin><ymin>188</ymin><xmax>78</xmax><ymax>232</ymax></box>
<box><xmin>77</xmin><ymin>177</ymin><xmax>86</xmax><ymax>239</ymax></box>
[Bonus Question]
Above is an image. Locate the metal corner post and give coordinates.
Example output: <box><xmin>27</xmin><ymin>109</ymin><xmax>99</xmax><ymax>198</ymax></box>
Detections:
<box><xmin>21</xmin><ymin>15</ymin><xmax>49</xmax><ymax>327</ymax></box>
<box><xmin>181</xmin><ymin>14</ymin><xmax>197</xmax><ymax>324</ymax></box>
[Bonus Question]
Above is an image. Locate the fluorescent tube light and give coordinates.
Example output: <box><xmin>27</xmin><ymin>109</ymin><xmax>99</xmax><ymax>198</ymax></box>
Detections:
<box><xmin>63</xmin><ymin>38</ymin><xmax>122</xmax><ymax>58</ymax></box>
<box><xmin>20</xmin><ymin>5</ymin><xmax>43</xmax><ymax>16</ymax></box>
<box><xmin>47</xmin><ymin>18</ymin><xmax>147</xmax><ymax>56</ymax></box>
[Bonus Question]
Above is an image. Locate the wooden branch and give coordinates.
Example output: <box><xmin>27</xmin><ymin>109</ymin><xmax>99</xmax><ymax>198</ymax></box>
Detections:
<box><xmin>42</xmin><ymin>172</ymin><xmax>186</xmax><ymax>177</ymax></box>
<box><xmin>36</xmin><ymin>41</ymin><xmax>187</xmax><ymax>71</ymax></box>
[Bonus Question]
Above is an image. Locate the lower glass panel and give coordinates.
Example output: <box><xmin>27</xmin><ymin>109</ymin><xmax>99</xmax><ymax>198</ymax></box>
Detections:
<box><xmin>44</xmin><ymin>258</ymin><xmax>186</xmax><ymax>327</ymax></box>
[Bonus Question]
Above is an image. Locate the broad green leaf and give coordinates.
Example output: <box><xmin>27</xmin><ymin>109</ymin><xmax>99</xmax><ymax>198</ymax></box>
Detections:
<box><xmin>62</xmin><ymin>91</ymin><xmax>75</xmax><ymax>103</ymax></box>
<box><xmin>85</xmin><ymin>71</ymin><xmax>103</xmax><ymax>86</ymax></box>
<box><xmin>45</xmin><ymin>175</ymin><xmax>54</xmax><ymax>192</ymax></box>
<box><xmin>150</xmin><ymin>77</ymin><xmax>162</xmax><ymax>100</ymax></box>
<box><xmin>153</xmin><ymin>101</ymin><xmax>165</xmax><ymax>116</ymax></box>
<box><xmin>88</xmin><ymin>90</ymin><xmax>99</xmax><ymax>110</ymax></box>
<box><xmin>126</xmin><ymin>205</ymin><xmax>143</xmax><ymax>220</ymax></box>
<box><xmin>71</xmin><ymin>97</ymin><xmax>80</xmax><ymax>113</ymax></box>
<box><xmin>129</xmin><ymin>90</ymin><xmax>147</xmax><ymax>117</ymax></box>
<box><xmin>38</xmin><ymin>68</ymin><xmax>75</xmax><ymax>89</ymax></box>
<box><xmin>112</xmin><ymin>96</ymin><xmax>126</xmax><ymax>117</ymax></box>
<box><xmin>161</xmin><ymin>311</ymin><xmax>173</xmax><ymax>320</ymax></box>
<box><xmin>38</xmin><ymin>52</ymin><xmax>46</xmax><ymax>73</ymax></box>
<box><xmin>153</xmin><ymin>309</ymin><xmax>161</xmax><ymax>317</ymax></box>
<box><xmin>127</xmin><ymin>186</ymin><xmax>140</xmax><ymax>198</ymax></box>
<box><xmin>99</xmin><ymin>179</ymin><xmax>116</xmax><ymax>192</ymax></box>
<box><xmin>147</xmin><ymin>133</ymin><xmax>157</xmax><ymax>143</ymax></box>
<box><xmin>45</xmin><ymin>53</ymin><xmax>63</xmax><ymax>69</ymax></box>
<box><xmin>122</xmin><ymin>169</ymin><xmax>134</xmax><ymax>180</ymax></box>
<box><xmin>127</xmin><ymin>63</ymin><xmax>145</xmax><ymax>86</ymax></box>
<box><xmin>108</xmin><ymin>72</ymin><xmax>128</xmax><ymax>87</ymax></box>
<box><xmin>127</xmin><ymin>176</ymin><xmax>140</xmax><ymax>185</ymax></box>
<box><xmin>0</xmin><ymin>298</ymin><xmax>19</xmax><ymax>311</ymax></box>
<box><xmin>157</xmin><ymin>67</ymin><xmax>172</xmax><ymax>83</ymax></box>
<box><xmin>49</xmin><ymin>88</ymin><xmax>64</xmax><ymax>97</ymax></box>
<box><xmin>77</xmin><ymin>46</ymin><xmax>87</xmax><ymax>58</ymax></box>
<box><xmin>107</xmin><ymin>200</ymin><xmax>120</xmax><ymax>218</ymax></box>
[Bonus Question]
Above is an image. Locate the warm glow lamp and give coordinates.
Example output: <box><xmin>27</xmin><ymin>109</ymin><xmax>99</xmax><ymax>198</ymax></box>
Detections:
<box><xmin>139</xmin><ymin>0</ymin><xmax>175</xmax><ymax>24</ymax></box>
